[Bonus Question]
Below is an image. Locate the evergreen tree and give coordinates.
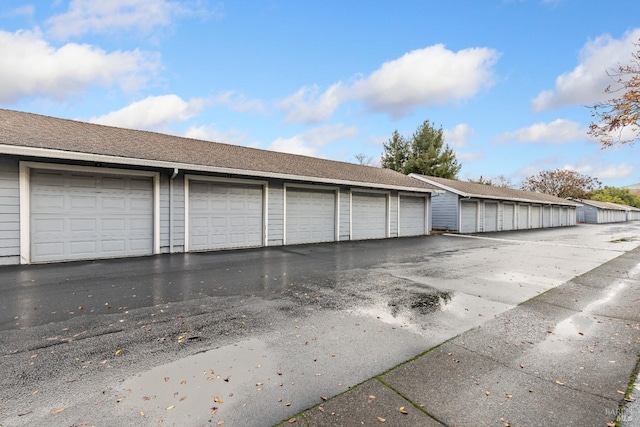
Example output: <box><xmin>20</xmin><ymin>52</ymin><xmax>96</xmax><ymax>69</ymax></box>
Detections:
<box><xmin>381</xmin><ymin>130</ymin><xmax>409</xmax><ymax>172</ymax></box>
<box><xmin>381</xmin><ymin>120</ymin><xmax>461</xmax><ymax>178</ymax></box>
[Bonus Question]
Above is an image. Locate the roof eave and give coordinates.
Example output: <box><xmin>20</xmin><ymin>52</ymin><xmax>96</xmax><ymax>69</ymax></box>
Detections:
<box><xmin>0</xmin><ymin>144</ymin><xmax>434</xmax><ymax>194</ymax></box>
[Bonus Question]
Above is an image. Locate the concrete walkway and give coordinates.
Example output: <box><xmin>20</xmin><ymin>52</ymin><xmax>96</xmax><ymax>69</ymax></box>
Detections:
<box><xmin>278</xmin><ymin>248</ymin><xmax>640</xmax><ymax>427</ymax></box>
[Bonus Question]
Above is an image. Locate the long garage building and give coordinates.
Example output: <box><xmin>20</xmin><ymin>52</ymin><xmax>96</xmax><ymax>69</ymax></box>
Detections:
<box><xmin>0</xmin><ymin>109</ymin><xmax>435</xmax><ymax>265</ymax></box>
<box><xmin>410</xmin><ymin>174</ymin><xmax>580</xmax><ymax>233</ymax></box>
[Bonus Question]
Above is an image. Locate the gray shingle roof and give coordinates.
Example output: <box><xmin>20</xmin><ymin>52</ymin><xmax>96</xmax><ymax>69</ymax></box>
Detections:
<box><xmin>0</xmin><ymin>109</ymin><xmax>435</xmax><ymax>192</ymax></box>
<box><xmin>411</xmin><ymin>174</ymin><xmax>581</xmax><ymax>206</ymax></box>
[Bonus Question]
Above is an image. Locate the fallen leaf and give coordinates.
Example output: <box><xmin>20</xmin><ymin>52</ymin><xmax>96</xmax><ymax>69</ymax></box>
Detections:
<box><xmin>180</xmin><ymin>380</ymin><xmax>187</xmax><ymax>386</ymax></box>
<box><xmin>211</xmin><ymin>407</ymin><xmax>218</xmax><ymax>415</ymax></box>
<box><xmin>369</xmin><ymin>395</ymin><xmax>376</xmax><ymax>400</ymax></box>
<box><xmin>485</xmin><ymin>390</ymin><xmax>491</xmax><ymax>396</ymax></box>
<box><xmin>116</xmin><ymin>397</ymin><xmax>124</xmax><ymax>403</ymax></box>
<box><xmin>320</xmin><ymin>395</ymin><xmax>328</xmax><ymax>401</ymax></box>
<box><xmin>223</xmin><ymin>376</ymin><xmax>230</xmax><ymax>382</ymax></box>
<box><xmin>214</xmin><ymin>396</ymin><xmax>223</xmax><ymax>404</ymax></box>
<box><xmin>143</xmin><ymin>395</ymin><xmax>156</xmax><ymax>401</ymax></box>
<box><xmin>52</xmin><ymin>408</ymin><xmax>66</xmax><ymax>414</ymax></box>
<box><xmin>164</xmin><ymin>377</ymin><xmax>170</xmax><ymax>382</ymax></box>
<box><xmin>288</xmin><ymin>418</ymin><xmax>297</xmax><ymax>424</ymax></box>
<box><xmin>166</xmin><ymin>405</ymin><xmax>174</xmax><ymax>410</ymax></box>
<box><xmin>115</xmin><ymin>349</ymin><xmax>122</xmax><ymax>356</ymax></box>
<box><xmin>555</xmin><ymin>380</ymin><xmax>564</xmax><ymax>386</ymax></box>
<box><xmin>377</xmin><ymin>416</ymin><xmax>386</xmax><ymax>422</ymax></box>
<box><xmin>140</xmin><ymin>411</ymin><xmax>145</xmax><ymax>417</ymax></box>
<box><xmin>625</xmin><ymin>396</ymin><xmax>636</xmax><ymax>402</ymax></box>
<box><xmin>217</xmin><ymin>421</ymin><xmax>224</xmax><ymax>426</ymax></box>
<box><xmin>179</xmin><ymin>396</ymin><xmax>187</xmax><ymax>402</ymax></box>
<box><xmin>505</xmin><ymin>394</ymin><xmax>512</xmax><ymax>399</ymax></box>
<box><xmin>399</xmin><ymin>406</ymin><xmax>408</xmax><ymax>414</ymax></box>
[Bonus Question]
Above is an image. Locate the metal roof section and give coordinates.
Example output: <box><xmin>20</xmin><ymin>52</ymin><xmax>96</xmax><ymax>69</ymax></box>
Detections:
<box><xmin>0</xmin><ymin>109</ymin><xmax>437</xmax><ymax>194</ymax></box>
<box><xmin>572</xmin><ymin>199</ymin><xmax>640</xmax><ymax>211</ymax></box>
<box><xmin>411</xmin><ymin>174</ymin><xmax>581</xmax><ymax>207</ymax></box>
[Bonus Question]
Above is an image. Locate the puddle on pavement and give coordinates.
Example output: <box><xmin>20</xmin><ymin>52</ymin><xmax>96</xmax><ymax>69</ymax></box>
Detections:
<box><xmin>114</xmin><ymin>338</ymin><xmax>276</xmax><ymax>425</ymax></box>
<box><xmin>539</xmin><ymin>281</ymin><xmax>628</xmax><ymax>353</ymax></box>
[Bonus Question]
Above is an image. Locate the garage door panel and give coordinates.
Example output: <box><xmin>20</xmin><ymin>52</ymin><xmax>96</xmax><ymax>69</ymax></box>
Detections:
<box><xmin>189</xmin><ymin>181</ymin><xmax>264</xmax><ymax>251</ymax></box>
<box><xmin>399</xmin><ymin>196</ymin><xmax>426</xmax><ymax>237</ymax></box>
<box><xmin>484</xmin><ymin>203</ymin><xmax>498</xmax><ymax>232</ymax></box>
<box><xmin>353</xmin><ymin>193</ymin><xmax>387</xmax><ymax>239</ymax></box>
<box><xmin>460</xmin><ymin>202</ymin><xmax>477</xmax><ymax>233</ymax></box>
<box><xmin>30</xmin><ymin>170</ymin><xmax>155</xmax><ymax>263</ymax></box>
<box><xmin>503</xmin><ymin>204</ymin><xmax>514</xmax><ymax>230</ymax></box>
<box><xmin>286</xmin><ymin>188</ymin><xmax>336</xmax><ymax>244</ymax></box>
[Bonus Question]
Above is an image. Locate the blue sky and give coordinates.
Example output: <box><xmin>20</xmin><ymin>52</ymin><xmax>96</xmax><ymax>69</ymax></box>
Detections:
<box><xmin>1</xmin><ymin>0</ymin><xmax>639</xmax><ymax>187</ymax></box>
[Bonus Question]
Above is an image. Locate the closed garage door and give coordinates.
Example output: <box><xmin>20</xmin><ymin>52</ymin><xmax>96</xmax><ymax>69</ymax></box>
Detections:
<box><xmin>399</xmin><ymin>195</ymin><xmax>427</xmax><ymax>237</ymax></box>
<box><xmin>552</xmin><ymin>207</ymin><xmax>560</xmax><ymax>226</ymax></box>
<box><xmin>286</xmin><ymin>188</ymin><xmax>336</xmax><ymax>244</ymax></box>
<box><xmin>189</xmin><ymin>181</ymin><xmax>263</xmax><ymax>251</ymax></box>
<box><xmin>352</xmin><ymin>192</ymin><xmax>387</xmax><ymax>239</ymax></box>
<box><xmin>460</xmin><ymin>201</ymin><xmax>478</xmax><ymax>233</ymax></box>
<box><xmin>560</xmin><ymin>207</ymin><xmax>568</xmax><ymax>226</ymax></box>
<box><xmin>30</xmin><ymin>169</ymin><xmax>154</xmax><ymax>263</ymax></box>
<box><xmin>503</xmin><ymin>203</ymin><xmax>515</xmax><ymax>231</ymax></box>
<box><xmin>484</xmin><ymin>202</ymin><xmax>498</xmax><ymax>232</ymax></box>
<box><xmin>543</xmin><ymin>206</ymin><xmax>551</xmax><ymax>227</ymax></box>
<box><xmin>531</xmin><ymin>206</ymin><xmax>541</xmax><ymax>228</ymax></box>
<box><xmin>518</xmin><ymin>205</ymin><xmax>529</xmax><ymax>229</ymax></box>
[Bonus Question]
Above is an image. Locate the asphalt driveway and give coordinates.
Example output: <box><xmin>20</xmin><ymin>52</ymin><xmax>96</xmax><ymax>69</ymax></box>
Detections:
<box><xmin>1</xmin><ymin>222</ymin><xmax>639</xmax><ymax>426</ymax></box>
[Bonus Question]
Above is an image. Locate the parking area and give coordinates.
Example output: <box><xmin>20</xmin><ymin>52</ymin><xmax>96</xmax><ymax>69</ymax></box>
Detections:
<box><xmin>1</xmin><ymin>222</ymin><xmax>639</xmax><ymax>426</ymax></box>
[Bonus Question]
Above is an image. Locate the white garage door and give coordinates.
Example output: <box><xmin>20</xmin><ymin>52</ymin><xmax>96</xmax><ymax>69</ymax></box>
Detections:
<box><xmin>484</xmin><ymin>202</ymin><xmax>498</xmax><ymax>232</ymax></box>
<box><xmin>399</xmin><ymin>195</ymin><xmax>427</xmax><ymax>237</ymax></box>
<box><xmin>460</xmin><ymin>201</ymin><xmax>478</xmax><ymax>233</ymax></box>
<box><xmin>531</xmin><ymin>206</ymin><xmax>542</xmax><ymax>228</ymax></box>
<box><xmin>518</xmin><ymin>205</ymin><xmax>529</xmax><ymax>229</ymax></box>
<box><xmin>352</xmin><ymin>192</ymin><xmax>387</xmax><ymax>239</ymax></box>
<box><xmin>503</xmin><ymin>203</ymin><xmax>515</xmax><ymax>231</ymax></box>
<box><xmin>286</xmin><ymin>188</ymin><xmax>336</xmax><ymax>244</ymax></box>
<box><xmin>189</xmin><ymin>181</ymin><xmax>263</xmax><ymax>251</ymax></box>
<box><xmin>543</xmin><ymin>206</ymin><xmax>551</xmax><ymax>227</ymax></box>
<box><xmin>552</xmin><ymin>207</ymin><xmax>561</xmax><ymax>226</ymax></box>
<box><xmin>561</xmin><ymin>207</ymin><xmax>569</xmax><ymax>226</ymax></box>
<box><xmin>30</xmin><ymin>169</ymin><xmax>154</xmax><ymax>263</ymax></box>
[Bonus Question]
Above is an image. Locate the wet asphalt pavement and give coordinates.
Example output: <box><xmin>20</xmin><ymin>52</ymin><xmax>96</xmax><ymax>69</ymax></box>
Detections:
<box><xmin>0</xmin><ymin>223</ymin><xmax>639</xmax><ymax>426</ymax></box>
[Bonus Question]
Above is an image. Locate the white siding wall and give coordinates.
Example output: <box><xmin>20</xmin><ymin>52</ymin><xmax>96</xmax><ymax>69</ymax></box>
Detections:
<box><xmin>267</xmin><ymin>181</ymin><xmax>284</xmax><ymax>246</ymax></box>
<box><xmin>0</xmin><ymin>156</ymin><xmax>20</xmax><ymax>265</ymax></box>
<box><xmin>159</xmin><ymin>173</ymin><xmax>185</xmax><ymax>254</ymax></box>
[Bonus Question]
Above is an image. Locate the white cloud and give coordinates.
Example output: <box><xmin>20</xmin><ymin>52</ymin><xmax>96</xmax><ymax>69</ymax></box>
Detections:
<box><xmin>0</xmin><ymin>29</ymin><xmax>158</xmax><ymax>103</ymax></box>
<box><xmin>532</xmin><ymin>28</ymin><xmax>640</xmax><ymax>111</ymax></box>
<box><xmin>46</xmin><ymin>0</ymin><xmax>194</xmax><ymax>39</ymax></box>
<box><xmin>495</xmin><ymin>119</ymin><xmax>589</xmax><ymax>144</ymax></box>
<box><xmin>268</xmin><ymin>124</ymin><xmax>358</xmax><ymax>157</ymax></box>
<box><xmin>278</xmin><ymin>83</ymin><xmax>345</xmax><ymax>123</ymax></box>
<box><xmin>443</xmin><ymin>123</ymin><xmax>475</xmax><ymax>148</ymax></box>
<box><xmin>565</xmin><ymin>162</ymin><xmax>634</xmax><ymax>180</ymax></box>
<box><xmin>212</xmin><ymin>91</ymin><xmax>266</xmax><ymax>114</ymax></box>
<box><xmin>90</xmin><ymin>94</ymin><xmax>204</xmax><ymax>129</ymax></box>
<box><xmin>279</xmin><ymin>44</ymin><xmax>499</xmax><ymax>123</ymax></box>
<box><xmin>3</xmin><ymin>5</ymin><xmax>35</xmax><ymax>18</ymax></box>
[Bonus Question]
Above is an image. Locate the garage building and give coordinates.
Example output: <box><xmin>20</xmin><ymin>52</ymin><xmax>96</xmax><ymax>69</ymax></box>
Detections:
<box><xmin>409</xmin><ymin>175</ymin><xmax>580</xmax><ymax>233</ymax></box>
<box><xmin>574</xmin><ymin>199</ymin><xmax>636</xmax><ymax>223</ymax></box>
<box><xmin>0</xmin><ymin>109</ymin><xmax>434</xmax><ymax>265</ymax></box>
